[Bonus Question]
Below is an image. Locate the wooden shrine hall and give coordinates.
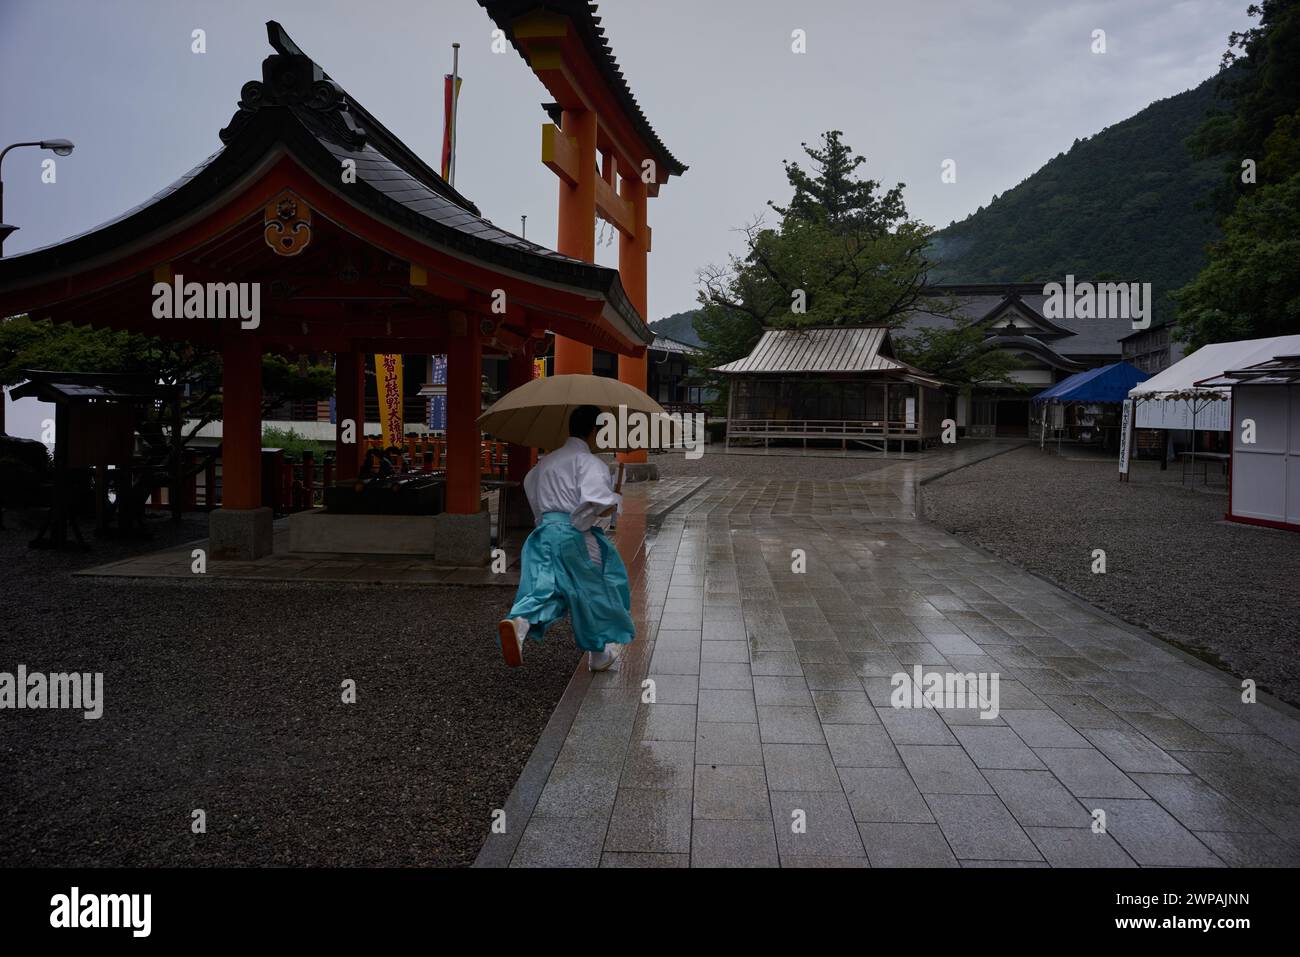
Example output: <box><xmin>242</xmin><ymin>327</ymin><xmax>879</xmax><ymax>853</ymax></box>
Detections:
<box><xmin>0</xmin><ymin>16</ymin><xmax>681</xmax><ymax>563</ymax></box>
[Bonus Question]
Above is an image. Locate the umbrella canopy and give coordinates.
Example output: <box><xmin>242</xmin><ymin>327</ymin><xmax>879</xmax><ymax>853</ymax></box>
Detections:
<box><xmin>477</xmin><ymin>373</ymin><xmax>667</xmax><ymax>451</ymax></box>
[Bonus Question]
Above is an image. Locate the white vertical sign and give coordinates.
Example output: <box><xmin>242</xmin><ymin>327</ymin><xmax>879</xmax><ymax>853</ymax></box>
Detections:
<box><xmin>1118</xmin><ymin>398</ymin><xmax>1134</xmax><ymax>475</ymax></box>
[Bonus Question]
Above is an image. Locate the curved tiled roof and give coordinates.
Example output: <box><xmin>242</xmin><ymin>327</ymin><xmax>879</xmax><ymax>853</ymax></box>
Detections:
<box><xmin>479</xmin><ymin>0</ymin><xmax>687</xmax><ymax>177</ymax></box>
<box><xmin>910</xmin><ymin>284</ymin><xmax>1131</xmax><ymax>359</ymax></box>
<box><xmin>0</xmin><ymin>21</ymin><xmax>652</xmax><ymax>349</ymax></box>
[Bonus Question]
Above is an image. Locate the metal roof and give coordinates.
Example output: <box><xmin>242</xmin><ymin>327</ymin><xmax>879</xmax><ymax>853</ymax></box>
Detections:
<box><xmin>714</xmin><ymin>326</ymin><xmax>906</xmax><ymax>375</ymax></box>
<box><xmin>651</xmin><ymin>334</ymin><xmax>699</xmax><ymax>356</ymax></box>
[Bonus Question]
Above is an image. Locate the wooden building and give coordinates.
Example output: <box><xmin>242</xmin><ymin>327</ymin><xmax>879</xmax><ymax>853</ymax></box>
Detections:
<box><xmin>592</xmin><ymin>334</ymin><xmax>708</xmax><ymax>413</ymax></box>
<box><xmin>715</xmin><ymin>326</ymin><xmax>948</xmax><ymax>452</ymax></box>
<box><xmin>907</xmin><ymin>284</ymin><xmax>1131</xmax><ymax>437</ymax></box>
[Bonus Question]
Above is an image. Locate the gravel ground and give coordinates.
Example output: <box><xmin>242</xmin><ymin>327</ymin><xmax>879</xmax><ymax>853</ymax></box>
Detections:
<box><xmin>923</xmin><ymin>447</ymin><xmax>1300</xmax><ymax>705</ymax></box>
<box><xmin>0</xmin><ymin>514</ymin><xmax>579</xmax><ymax>867</ymax></box>
<box><xmin>653</xmin><ymin>447</ymin><xmax>899</xmax><ymax>480</ymax></box>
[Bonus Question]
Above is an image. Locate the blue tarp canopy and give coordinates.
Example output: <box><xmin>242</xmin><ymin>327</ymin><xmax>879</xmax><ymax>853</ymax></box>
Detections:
<box><xmin>1032</xmin><ymin>361</ymin><xmax>1151</xmax><ymax>404</ymax></box>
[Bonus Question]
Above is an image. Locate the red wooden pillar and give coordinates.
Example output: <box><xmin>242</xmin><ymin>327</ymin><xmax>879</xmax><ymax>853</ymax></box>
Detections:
<box><xmin>618</xmin><ymin>173</ymin><xmax>650</xmax><ymax>465</ymax></box>
<box><xmin>334</xmin><ymin>351</ymin><xmax>365</xmax><ymax>481</ymax></box>
<box><xmin>553</xmin><ymin>108</ymin><xmax>597</xmax><ymax>375</ymax></box>
<box><xmin>446</xmin><ymin>319</ymin><xmax>482</xmax><ymax>514</ymax></box>
<box><xmin>221</xmin><ymin>336</ymin><xmax>262</xmax><ymax>509</ymax></box>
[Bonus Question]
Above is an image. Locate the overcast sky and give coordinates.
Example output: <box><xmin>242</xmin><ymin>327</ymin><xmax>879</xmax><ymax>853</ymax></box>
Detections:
<box><xmin>1</xmin><ymin>0</ymin><xmax>1252</xmax><ymax>324</ymax></box>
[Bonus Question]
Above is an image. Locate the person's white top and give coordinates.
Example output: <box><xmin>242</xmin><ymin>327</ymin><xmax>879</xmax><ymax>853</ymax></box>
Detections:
<box><xmin>523</xmin><ymin>436</ymin><xmax>622</xmax><ymax>532</ymax></box>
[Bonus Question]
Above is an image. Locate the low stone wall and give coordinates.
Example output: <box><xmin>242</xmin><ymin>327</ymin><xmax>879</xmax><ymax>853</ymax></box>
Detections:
<box><xmin>288</xmin><ymin>508</ymin><xmax>490</xmax><ymax>566</ymax></box>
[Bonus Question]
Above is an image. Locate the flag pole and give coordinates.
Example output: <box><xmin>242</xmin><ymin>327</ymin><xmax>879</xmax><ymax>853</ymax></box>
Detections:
<box><xmin>448</xmin><ymin>42</ymin><xmax>461</xmax><ymax>187</ymax></box>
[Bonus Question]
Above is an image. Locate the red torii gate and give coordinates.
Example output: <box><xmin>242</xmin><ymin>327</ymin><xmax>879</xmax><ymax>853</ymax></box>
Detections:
<box><xmin>481</xmin><ymin>1</ymin><xmax>688</xmax><ymax>472</ymax></box>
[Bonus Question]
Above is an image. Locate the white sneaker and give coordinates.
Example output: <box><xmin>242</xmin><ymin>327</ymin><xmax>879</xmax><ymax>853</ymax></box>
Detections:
<box><xmin>497</xmin><ymin>617</ymin><xmax>528</xmax><ymax>667</ymax></box>
<box><xmin>588</xmin><ymin>646</ymin><xmax>618</xmax><ymax>672</ymax></box>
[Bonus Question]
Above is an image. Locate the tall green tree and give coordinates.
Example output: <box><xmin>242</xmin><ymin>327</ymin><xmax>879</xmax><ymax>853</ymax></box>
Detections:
<box><xmin>1175</xmin><ymin>0</ymin><xmax>1300</xmax><ymax>348</ymax></box>
<box><xmin>768</xmin><ymin>130</ymin><xmax>907</xmax><ymax>231</ymax></box>
<box><xmin>695</xmin><ymin>131</ymin><xmax>940</xmax><ymax>388</ymax></box>
<box><xmin>693</xmin><ymin>130</ymin><xmax>1018</xmax><ymax>399</ymax></box>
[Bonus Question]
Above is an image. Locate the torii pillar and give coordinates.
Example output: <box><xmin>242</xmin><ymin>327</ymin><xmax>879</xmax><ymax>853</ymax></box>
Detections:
<box><xmin>616</xmin><ymin>172</ymin><xmax>650</xmax><ymax>469</ymax></box>
<box><xmin>492</xmin><ymin>4</ymin><xmax>686</xmax><ymax>482</ymax></box>
<box><xmin>553</xmin><ymin>108</ymin><xmax>597</xmax><ymax>375</ymax></box>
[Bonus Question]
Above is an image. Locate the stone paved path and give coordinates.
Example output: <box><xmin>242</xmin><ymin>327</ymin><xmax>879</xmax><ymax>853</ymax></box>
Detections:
<box><xmin>479</xmin><ymin>443</ymin><xmax>1300</xmax><ymax>867</ymax></box>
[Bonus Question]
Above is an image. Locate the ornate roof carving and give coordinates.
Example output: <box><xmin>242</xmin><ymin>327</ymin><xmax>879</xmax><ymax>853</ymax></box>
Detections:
<box><xmin>220</xmin><ymin>53</ymin><xmax>367</xmax><ymax>151</ymax></box>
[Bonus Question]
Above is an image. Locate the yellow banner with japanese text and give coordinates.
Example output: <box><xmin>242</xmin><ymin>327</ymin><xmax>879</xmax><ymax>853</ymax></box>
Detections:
<box><xmin>375</xmin><ymin>354</ymin><xmax>403</xmax><ymax>448</ymax></box>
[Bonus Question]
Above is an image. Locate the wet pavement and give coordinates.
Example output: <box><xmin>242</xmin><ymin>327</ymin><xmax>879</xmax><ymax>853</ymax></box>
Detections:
<box><xmin>478</xmin><ymin>442</ymin><xmax>1300</xmax><ymax>868</ymax></box>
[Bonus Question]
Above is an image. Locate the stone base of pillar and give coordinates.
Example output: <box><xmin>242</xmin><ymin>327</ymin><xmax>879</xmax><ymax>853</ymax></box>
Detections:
<box><xmin>619</xmin><ymin>462</ymin><xmax>659</xmax><ymax>483</ymax></box>
<box><xmin>435</xmin><ymin>510</ymin><xmax>492</xmax><ymax>566</ymax></box>
<box><xmin>209</xmin><ymin>507</ymin><xmax>274</xmax><ymax>560</ymax></box>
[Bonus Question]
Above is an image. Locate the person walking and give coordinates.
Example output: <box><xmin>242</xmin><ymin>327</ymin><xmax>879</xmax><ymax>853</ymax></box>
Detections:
<box><xmin>497</xmin><ymin>405</ymin><xmax>634</xmax><ymax>672</ymax></box>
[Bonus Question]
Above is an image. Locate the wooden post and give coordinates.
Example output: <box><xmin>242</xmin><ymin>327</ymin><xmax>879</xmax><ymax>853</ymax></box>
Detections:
<box><xmin>446</xmin><ymin>317</ymin><xmax>482</xmax><ymax>514</ymax></box>
<box><xmin>918</xmin><ymin>385</ymin><xmax>926</xmax><ymax>451</ymax></box>
<box><xmin>182</xmin><ymin>450</ymin><xmax>198</xmax><ymax>510</ymax></box>
<box><xmin>301</xmin><ymin>450</ymin><xmax>315</xmax><ymax>505</ymax></box>
<box><xmin>169</xmin><ymin>390</ymin><xmax>183</xmax><ymax>522</ymax></box>
<box><xmin>882</xmin><ymin>381</ymin><xmax>890</xmax><ymax>456</ymax></box>
<box><xmin>725</xmin><ymin>378</ymin><xmax>735</xmax><ymax>451</ymax></box>
<box><xmin>220</xmin><ymin>336</ymin><xmax>262</xmax><ymax>509</ymax></box>
<box><xmin>334</xmin><ymin>351</ymin><xmax>365</xmax><ymax>481</ymax></box>
<box><xmin>204</xmin><ymin>456</ymin><xmax>216</xmax><ymax>508</ymax></box>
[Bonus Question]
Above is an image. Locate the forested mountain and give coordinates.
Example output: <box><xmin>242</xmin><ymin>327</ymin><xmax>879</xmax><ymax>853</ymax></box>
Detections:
<box><xmin>648</xmin><ymin>309</ymin><xmax>703</xmax><ymax>346</ymax></box>
<box><xmin>929</xmin><ymin>74</ymin><xmax>1228</xmax><ymax>325</ymax></box>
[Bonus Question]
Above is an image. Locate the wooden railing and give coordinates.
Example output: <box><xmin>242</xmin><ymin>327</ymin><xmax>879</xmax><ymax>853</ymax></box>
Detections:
<box><xmin>363</xmin><ymin>436</ymin><xmax>510</xmax><ymax>478</ymax></box>
<box><xmin>154</xmin><ymin>440</ymin><xmax>515</xmax><ymax>513</ymax></box>
<box><xmin>727</xmin><ymin>418</ymin><xmax>927</xmax><ymax>438</ymax></box>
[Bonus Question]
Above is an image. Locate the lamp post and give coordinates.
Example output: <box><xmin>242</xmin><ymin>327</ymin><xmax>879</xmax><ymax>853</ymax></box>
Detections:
<box><xmin>0</xmin><ymin>138</ymin><xmax>75</xmax><ymax>256</ymax></box>
<box><xmin>0</xmin><ymin>138</ymin><xmax>74</xmax><ymax>434</ymax></box>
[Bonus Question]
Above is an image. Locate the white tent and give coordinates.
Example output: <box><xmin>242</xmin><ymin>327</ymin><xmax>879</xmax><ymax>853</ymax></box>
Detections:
<box><xmin>1128</xmin><ymin>334</ymin><xmax>1300</xmax><ymax>431</ymax></box>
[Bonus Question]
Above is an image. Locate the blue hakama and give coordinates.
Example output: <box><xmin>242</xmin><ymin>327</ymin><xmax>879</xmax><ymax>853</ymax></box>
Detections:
<box><xmin>508</xmin><ymin>512</ymin><xmax>635</xmax><ymax>652</ymax></box>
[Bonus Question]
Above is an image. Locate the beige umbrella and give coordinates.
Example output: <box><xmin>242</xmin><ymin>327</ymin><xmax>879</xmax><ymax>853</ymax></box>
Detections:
<box><xmin>477</xmin><ymin>373</ymin><xmax>668</xmax><ymax>452</ymax></box>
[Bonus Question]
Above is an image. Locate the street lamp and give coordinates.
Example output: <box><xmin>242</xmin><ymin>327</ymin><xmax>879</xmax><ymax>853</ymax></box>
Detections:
<box><xmin>0</xmin><ymin>138</ymin><xmax>76</xmax><ymax>255</ymax></box>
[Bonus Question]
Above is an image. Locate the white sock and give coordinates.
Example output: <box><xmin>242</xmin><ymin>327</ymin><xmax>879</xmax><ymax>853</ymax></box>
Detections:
<box><xmin>513</xmin><ymin>617</ymin><xmax>529</xmax><ymax>642</ymax></box>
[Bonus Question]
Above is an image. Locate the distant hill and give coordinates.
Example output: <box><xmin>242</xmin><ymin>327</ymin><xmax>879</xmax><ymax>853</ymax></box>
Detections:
<box><xmin>930</xmin><ymin>74</ymin><xmax>1227</xmax><ymax>325</ymax></box>
<box><xmin>649</xmin><ymin>309</ymin><xmax>703</xmax><ymax>346</ymax></box>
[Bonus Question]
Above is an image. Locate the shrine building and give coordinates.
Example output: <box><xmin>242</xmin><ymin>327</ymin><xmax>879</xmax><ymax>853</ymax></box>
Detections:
<box><xmin>0</xmin><ymin>8</ymin><xmax>684</xmax><ymax>563</ymax></box>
